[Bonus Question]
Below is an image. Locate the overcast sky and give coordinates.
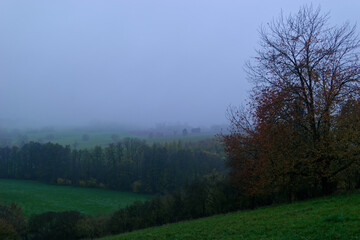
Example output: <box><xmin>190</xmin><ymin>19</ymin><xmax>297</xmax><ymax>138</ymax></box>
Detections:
<box><xmin>1</xmin><ymin>0</ymin><xmax>359</xmax><ymax>128</ymax></box>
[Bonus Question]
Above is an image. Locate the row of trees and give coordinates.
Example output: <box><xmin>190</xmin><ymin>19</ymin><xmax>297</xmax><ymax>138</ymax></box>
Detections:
<box><xmin>222</xmin><ymin>6</ymin><xmax>360</xmax><ymax>202</ymax></box>
<box><xmin>0</xmin><ymin>138</ymin><xmax>225</xmax><ymax>193</ymax></box>
<box><xmin>0</xmin><ymin>173</ymin><xmax>239</xmax><ymax>240</ymax></box>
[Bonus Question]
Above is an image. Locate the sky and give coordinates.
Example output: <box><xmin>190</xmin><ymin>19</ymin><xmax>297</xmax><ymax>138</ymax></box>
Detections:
<box><xmin>0</xmin><ymin>0</ymin><xmax>359</xmax><ymax>128</ymax></box>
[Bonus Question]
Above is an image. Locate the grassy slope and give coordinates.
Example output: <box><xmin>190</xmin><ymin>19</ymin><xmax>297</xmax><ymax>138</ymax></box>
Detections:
<box><xmin>0</xmin><ymin>179</ymin><xmax>150</xmax><ymax>217</ymax></box>
<box><xmin>101</xmin><ymin>191</ymin><xmax>360</xmax><ymax>240</ymax></box>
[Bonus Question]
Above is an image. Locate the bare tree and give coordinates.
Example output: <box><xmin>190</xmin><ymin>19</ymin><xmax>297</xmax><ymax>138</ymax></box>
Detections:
<box><xmin>223</xmin><ymin>6</ymin><xmax>360</xmax><ymax>198</ymax></box>
<box><xmin>247</xmin><ymin>5</ymin><xmax>360</xmax><ymax>143</ymax></box>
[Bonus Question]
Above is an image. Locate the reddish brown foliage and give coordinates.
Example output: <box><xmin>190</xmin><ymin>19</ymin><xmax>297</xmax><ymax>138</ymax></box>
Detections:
<box><xmin>222</xmin><ymin>6</ymin><xmax>360</xmax><ymax>200</ymax></box>
<box><xmin>0</xmin><ymin>219</ymin><xmax>17</xmax><ymax>240</ymax></box>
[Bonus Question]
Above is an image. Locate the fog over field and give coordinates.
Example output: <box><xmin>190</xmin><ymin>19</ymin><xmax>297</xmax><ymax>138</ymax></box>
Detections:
<box><xmin>1</xmin><ymin>0</ymin><xmax>359</xmax><ymax>128</ymax></box>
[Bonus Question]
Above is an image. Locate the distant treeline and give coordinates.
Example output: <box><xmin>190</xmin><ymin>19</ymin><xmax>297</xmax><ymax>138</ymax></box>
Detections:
<box><xmin>0</xmin><ymin>138</ymin><xmax>226</xmax><ymax>193</ymax></box>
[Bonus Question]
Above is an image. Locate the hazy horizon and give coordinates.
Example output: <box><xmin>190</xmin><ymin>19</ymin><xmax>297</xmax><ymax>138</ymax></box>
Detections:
<box><xmin>1</xmin><ymin>0</ymin><xmax>360</xmax><ymax>129</ymax></box>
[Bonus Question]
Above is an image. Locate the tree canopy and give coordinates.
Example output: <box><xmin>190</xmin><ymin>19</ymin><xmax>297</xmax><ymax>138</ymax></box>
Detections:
<box><xmin>223</xmin><ymin>6</ymin><xmax>360</xmax><ymax>201</ymax></box>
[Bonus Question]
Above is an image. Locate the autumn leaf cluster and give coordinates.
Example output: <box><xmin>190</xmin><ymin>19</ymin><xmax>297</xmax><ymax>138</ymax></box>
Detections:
<box><xmin>223</xmin><ymin>6</ymin><xmax>360</xmax><ymax>201</ymax></box>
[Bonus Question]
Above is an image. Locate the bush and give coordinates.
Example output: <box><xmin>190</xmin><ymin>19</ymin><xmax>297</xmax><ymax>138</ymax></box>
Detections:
<box><xmin>0</xmin><ymin>219</ymin><xmax>18</xmax><ymax>240</ymax></box>
<box><xmin>108</xmin><ymin>175</ymin><xmax>238</xmax><ymax>235</ymax></box>
<box><xmin>57</xmin><ymin>178</ymin><xmax>65</xmax><ymax>185</ymax></box>
<box><xmin>0</xmin><ymin>203</ymin><xmax>26</xmax><ymax>239</ymax></box>
<box><xmin>75</xmin><ymin>216</ymin><xmax>110</xmax><ymax>239</ymax></box>
<box><xmin>28</xmin><ymin>211</ymin><xmax>83</xmax><ymax>240</ymax></box>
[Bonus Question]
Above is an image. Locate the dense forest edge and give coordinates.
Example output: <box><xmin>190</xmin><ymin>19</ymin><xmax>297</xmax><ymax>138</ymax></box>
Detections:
<box><xmin>0</xmin><ymin>138</ymin><xmax>225</xmax><ymax>194</ymax></box>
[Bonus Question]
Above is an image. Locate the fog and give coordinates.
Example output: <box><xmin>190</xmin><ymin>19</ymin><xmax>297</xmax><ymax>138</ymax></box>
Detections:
<box><xmin>1</xmin><ymin>0</ymin><xmax>359</xmax><ymax>129</ymax></box>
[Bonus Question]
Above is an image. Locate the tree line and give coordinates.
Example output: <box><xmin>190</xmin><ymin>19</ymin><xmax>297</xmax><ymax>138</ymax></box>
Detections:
<box><xmin>0</xmin><ymin>172</ymin><xmax>242</xmax><ymax>240</ymax></box>
<box><xmin>0</xmin><ymin>138</ymin><xmax>225</xmax><ymax>194</ymax></box>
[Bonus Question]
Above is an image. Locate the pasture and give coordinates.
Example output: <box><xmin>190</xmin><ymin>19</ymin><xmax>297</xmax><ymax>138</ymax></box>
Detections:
<box><xmin>0</xmin><ymin>179</ymin><xmax>151</xmax><ymax>217</ymax></box>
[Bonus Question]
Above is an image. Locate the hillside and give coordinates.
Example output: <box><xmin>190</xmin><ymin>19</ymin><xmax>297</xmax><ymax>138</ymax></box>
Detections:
<box><xmin>100</xmin><ymin>191</ymin><xmax>360</xmax><ymax>240</ymax></box>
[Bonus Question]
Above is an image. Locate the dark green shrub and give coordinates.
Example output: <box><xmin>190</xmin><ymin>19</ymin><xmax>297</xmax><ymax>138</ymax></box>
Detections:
<box><xmin>28</xmin><ymin>211</ymin><xmax>83</xmax><ymax>240</ymax></box>
<box><xmin>0</xmin><ymin>219</ymin><xmax>18</xmax><ymax>240</ymax></box>
<box><xmin>75</xmin><ymin>215</ymin><xmax>110</xmax><ymax>239</ymax></box>
<box><xmin>0</xmin><ymin>203</ymin><xmax>26</xmax><ymax>239</ymax></box>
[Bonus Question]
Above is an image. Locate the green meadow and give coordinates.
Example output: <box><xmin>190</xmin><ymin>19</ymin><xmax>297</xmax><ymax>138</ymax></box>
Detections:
<box><xmin>100</xmin><ymin>191</ymin><xmax>360</xmax><ymax>240</ymax></box>
<box><xmin>0</xmin><ymin>179</ymin><xmax>151</xmax><ymax>217</ymax></box>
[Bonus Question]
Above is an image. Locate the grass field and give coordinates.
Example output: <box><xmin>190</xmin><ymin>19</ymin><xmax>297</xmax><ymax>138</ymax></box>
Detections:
<box><xmin>100</xmin><ymin>191</ymin><xmax>360</xmax><ymax>240</ymax></box>
<box><xmin>0</xmin><ymin>179</ymin><xmax>151</xmax><ymax>217</ymax></box>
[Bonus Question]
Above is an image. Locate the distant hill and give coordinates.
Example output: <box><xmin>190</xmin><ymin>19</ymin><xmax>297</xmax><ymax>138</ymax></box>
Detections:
<box><xmin>0</xmin><ymin>126</ymin><xmax>219</xmax><ymax>149</ymax></box>
<box><xmin>100</xmin><ymin>191</ymin><xmax>360</xmax><ymax>240</ymax></box>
